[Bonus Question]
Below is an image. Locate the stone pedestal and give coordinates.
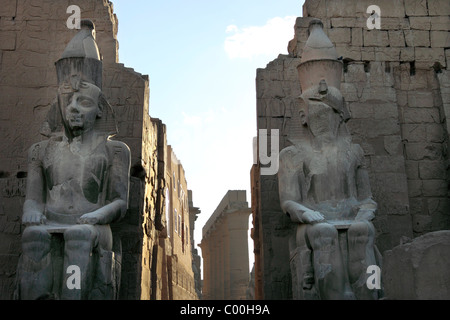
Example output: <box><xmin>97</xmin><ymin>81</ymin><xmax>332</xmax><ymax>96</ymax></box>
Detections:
<box><xmin>383</xmin><ymin>230</ymin><xmax>450</xmax><ymax>300</ymax></box>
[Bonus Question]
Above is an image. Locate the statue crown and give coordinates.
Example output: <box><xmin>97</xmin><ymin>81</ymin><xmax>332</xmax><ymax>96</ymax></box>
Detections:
<box><xmin>298</xmin><ymin>19</ymin><xmax>343</xmax><ymax>93</ymax></box>
<box><xmin>55</xmin><ymin>19</ymin><xmax>103</xmax><ymax>89</ymax></box>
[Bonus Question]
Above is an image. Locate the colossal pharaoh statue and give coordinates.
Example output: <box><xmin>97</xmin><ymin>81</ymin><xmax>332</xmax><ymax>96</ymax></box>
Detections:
<box><xmin>278</xmin><ymin>19</ymin><xmax>382</xmax><ymax>300</ymax></box>
<box><xmin>15</xmin><ymin>20</ymin><xmax>130</xmax><ymax>300</ymax></box>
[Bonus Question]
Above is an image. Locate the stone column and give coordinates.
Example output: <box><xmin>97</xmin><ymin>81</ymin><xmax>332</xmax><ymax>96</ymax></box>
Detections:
<box><xmin>224</xmin><ymin>224</ymin><xmax>231</xmax><ymax>299</ymax></box>
<box><xmin>199</xmin><ymin>240</ymin><xmax>210</xmax><ymax>300</ymax></box>
<box><xmin>228</xmin><ymin>210</ymin><xmax>251</xmax><ymax>300</ymax></box>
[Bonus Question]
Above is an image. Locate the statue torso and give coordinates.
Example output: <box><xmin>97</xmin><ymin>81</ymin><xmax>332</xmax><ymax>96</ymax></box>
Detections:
<box><xmin>282</xmin><ymin>137</ymin><xmax>363</xmax><ymax>219</ymax></box>
<box><xmin>42</xmin><ymin>137</ymin><xmax>110</xmax><ymax>216</ymax></box>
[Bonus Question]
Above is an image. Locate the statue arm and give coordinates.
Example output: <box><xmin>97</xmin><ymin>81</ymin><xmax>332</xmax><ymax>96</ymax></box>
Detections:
<box><xmin>22</xmin><ymin>142</ymin><xmax>47</xmax><ymax>226</ymax></box>
<box><xmin>79</xmin><ymin>140</ymin><xmax>131</xmax><ymax>225</ymax></box>
<box><xmin>278</xmin><ymin>148</ymin><xmax>324</xmax><ymax>224</ymax></box>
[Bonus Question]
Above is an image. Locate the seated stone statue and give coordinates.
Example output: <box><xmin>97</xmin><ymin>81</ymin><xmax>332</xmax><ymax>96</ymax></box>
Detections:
<box><xmin>277</xmin><ymin>19</ymin><xmax>381</xmax><ymax>300</ymax></box>
<box><xmin>15</xmin><ymin>20</ymin><xmax>130</xmax><ymax>300</ymax></box>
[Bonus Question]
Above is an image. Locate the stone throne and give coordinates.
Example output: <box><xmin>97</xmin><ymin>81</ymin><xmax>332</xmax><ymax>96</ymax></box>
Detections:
<box><xmin>277</xmin><ymin>19</ymin><xmax>383</xmax><ymax>300</ymax></box>
<box><xmin>14</xmin><ymin>20</ymin><xmax>130</xmax><ymax>300</ymax></box>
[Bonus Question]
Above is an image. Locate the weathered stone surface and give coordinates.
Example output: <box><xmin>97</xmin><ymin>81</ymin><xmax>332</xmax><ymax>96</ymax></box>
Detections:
<box><xmin>404</xmin><ymin>0</ymin><xmax>428</xmax><ymax>16</ymax></box>
<box><xmin>0</xmin><ymin>0</ymin><xmax>17</xmax><ymax>17</ymax></box>
<box><xmin>404</xmin><ymin>30</ymin><xmax>430</xmax><ymax>47</ymax></box>
<box><xmin>381</xmin><ymin>17</ymin><xmax>411</xmax><ymax>30</ymax></box>
<box><xmin>405</xmin><ymin>142</ymin><xmax>444</xmax><ymax>160</ymax></box>
<box><xmin>430</xmin><ymin>31</ymin><xmax>450</xmax><ymax>48</ymax></box>
<box><xmin>382</xmin><ymin>231</ymin><xmax>450</xmax><ymax>299</ymax></box>
<box><xmin>428</xmin><ymin>0</ymin><xmax>450</xmax><ymax>16</ymax></box>
<box><xmin>327</xmin><ymin>27</ymin><xmax>351</xmax><ymax>44</ymax></box>
<box><xmin>430</xmin><ymin>16</ymin><xmax>450</xmax><ymax>31</ymax></box>
<box><xmin>0</xmin><ymin>32</ymin><xmax>16</xmax><ymax>50</ymax></box>
<box><xmin>408</xmin><ymin>90</ymin><xmax>435</xmax><ymax>108</ymax></box>
<box><xmin>352</xmin><ymin>28</ymin><xmax>363</xmax><ymax>47</ymax></box>
<box><xmin>409</xmin><ymin>16</ymin><xmax>431</xmax><ymax>30</ymax></box>
<box><xmin>402</xmin><ymin>124</ymin><xmax>427</xmax><ymax>142</ymax></box>
<box><xmin>422</xmin><ymin>180</ymin><xmax>448</xmax><ymax>197</ymax></box>
<box><xmin>418</xmin><ymin>160</ymin><xmax>447</xmax><ymax>179</ymax></box>
<box><xmin>388</xmin><ymin>30</ymin><xmax>405</xmax><ymax>47</ymax></box>
<box><xmin>375</xmin><ymin>47</ymin><xmax>402</xmax><ymax>62</ymax></box>
<box><xmin>401</xmin><ymin>108</ymin><xmax>441</xmax><ymax>124</ymax></box>
<box><xmin>364</xmin><ymin>30</ymin><xmax>389</xmax><ymax>47</ymax></box>
<box><xmin>415</xmin><ymin>47</ymin><xmax>446</xmax><ymax>67</ymax></box>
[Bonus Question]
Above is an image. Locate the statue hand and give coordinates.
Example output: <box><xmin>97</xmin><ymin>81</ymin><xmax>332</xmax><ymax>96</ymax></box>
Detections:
<box><xmin>78</xmin><ymin>211</ymin><xmax>102</xmax><ymax>225</ymax></box>
<box><xmin>355</xmin><ymin>209</ymin><xmax>375</xmax><ymax>221</ymax></box>
<box><xmin>22</xmin><ymin>210</ymin><xmax>46</xmax><ymax>226</ymax></box>
<box><xmin>301</xmin><ymin>210</ymin><xmax>325</xmax><ymax>224</ymax></box>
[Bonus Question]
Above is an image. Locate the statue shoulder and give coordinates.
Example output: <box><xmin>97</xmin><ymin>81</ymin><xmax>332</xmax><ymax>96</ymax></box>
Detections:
<box><xmin>279</xmin><ymin>143</ymin><xmax>310</xmax><ymax>169</ymax></box>
<box><xmin>106</xmin><ymin>139</ymin><xmax>131</xmax><ymax>163</ymax></box>
<box><xmin>27</xmin><ymin>140</ymin><xmax>49</xmax><ymax>162</ymax></box>
<box><xmin>280</xmin><ymin>145</ymin><xmax>295</xmax><ymax>157</ymax></box>
<box><xmin>29</xmin><ymin>139</ymin><xmax>49</xmax><ymax>150</ymax></box>
<box><xmin>280</xmin><ymin>143</ymin><xmax>309</xmax><ymax>159</ymax></box>
<box><xmin>106</xmin><ymin>139</ymin><xmax>130</xmax><ymax>153</ymax></box>
<box><xmin>279</xmin><ymin>145</ymin><xmax>298</xmax><ymax>162</ymax></box>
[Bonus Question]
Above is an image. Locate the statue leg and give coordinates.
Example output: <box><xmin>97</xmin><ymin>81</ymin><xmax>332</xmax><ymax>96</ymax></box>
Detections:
<box><xmin>306</xmin><ymin>223</ymin><xmax>350</xmax><ymax>299</ymax></box>
<box><xmin>295</xmin><ymin>225</ymin><xmax>314</xmax><ymax>291</ymax></box>
<box><xmin>61</xmin><ymin>225</ymin><xmax>99</xmax><ymax>300</ymax></box>
<box><xmin>347</xmin><ymin>221</ymin><xmax>378</xmax><ymax>299</ymax></box>
<box><xmin>19</xmin><ymin>226</ymin><xmax>53</xmax><ymax>300</ymax></box>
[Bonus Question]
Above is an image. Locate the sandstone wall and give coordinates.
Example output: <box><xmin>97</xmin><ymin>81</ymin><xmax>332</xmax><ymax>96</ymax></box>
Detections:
<box><xmin>165</xmin><ymin>147</ymin><xmax>199</xmax><ymax>300</ymax></box>
<box><xmin>252</xmin><ymin>0</ymin><xmax>449</xmax><ymax>299</ymax></box>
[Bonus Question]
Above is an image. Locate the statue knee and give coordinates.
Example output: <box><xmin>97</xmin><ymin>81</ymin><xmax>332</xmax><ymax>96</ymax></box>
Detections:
<box><xmin>348</xmin><ymin>221</ymin><xmax>375</xmax><ymax>245</ymax></box>
<box><xmin>21</xmin><ymin>226</ymin><xmax>51</xmax><ymax>260</ymax></box>
<box><xmin>307</xmin><ymin>223</ymin><xmax>338</xmax><ymax>249</ymax></box>
<box><xmin>22</xmin><ymin>226</ymin><xmax>50</xmax><ymax>244</ymax></box>
<box><xmin>64</xmin><ymin>225</ymin><xmax>98</xmax><ymax>250</ymax></box>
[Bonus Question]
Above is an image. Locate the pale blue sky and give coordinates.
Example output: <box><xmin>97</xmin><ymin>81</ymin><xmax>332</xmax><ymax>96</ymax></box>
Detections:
<box><xmin>112</xmin><ymin>0</ymin><xmax>305</xmax><ymax>266</ymax></box>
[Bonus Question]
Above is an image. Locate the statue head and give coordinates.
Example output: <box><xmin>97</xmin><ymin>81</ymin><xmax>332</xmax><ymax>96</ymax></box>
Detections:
<box><xmin>43</xmin><ymin>19</ymin><xmax>117</xmax><ymax>139</ymax></box>
<box><xmin>58</xmin><ymin>80</ymin><xmax>106</xmax><ymax>137</ymax></box>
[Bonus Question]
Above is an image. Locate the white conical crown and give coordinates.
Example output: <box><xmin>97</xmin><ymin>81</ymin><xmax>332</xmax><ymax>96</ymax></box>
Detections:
<box><xmin>55</xmin><ymin>19</ymin><xmax>103</xmax><ymax>89</ymax></box>
<box><xmin>61</xmin><ymin>19</ymin><xmax>100</xmax><ymax>60</ymax></box>
<box><xmin>297</xmin><ymin>19</ymin><xmax>343</xmax><ymax>92</ymax></box>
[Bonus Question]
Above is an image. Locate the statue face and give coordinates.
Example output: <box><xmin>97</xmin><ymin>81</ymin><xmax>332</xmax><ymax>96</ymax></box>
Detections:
<box><xmin>62</xmin><ymin>81</ymin><xmax>102</xmax><ymax>136</ymax></box>
<box><xmin>306</xmin><ymin>101</ymin><xmax>340</xmax><ymax>138</ymax></box>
